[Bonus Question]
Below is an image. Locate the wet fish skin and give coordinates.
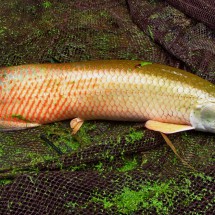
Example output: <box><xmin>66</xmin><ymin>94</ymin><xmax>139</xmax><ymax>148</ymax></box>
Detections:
<box><xmin>0</xmin><ymin>60</ymin><xmax>215</xmax><ymax>133</ymax></box>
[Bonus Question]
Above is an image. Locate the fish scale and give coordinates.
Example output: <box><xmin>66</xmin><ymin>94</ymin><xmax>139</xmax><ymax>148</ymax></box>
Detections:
<box><xmin>1</xmin><ymin>60</ymin><xmax>215</xmax><ymax>134</ymax></box>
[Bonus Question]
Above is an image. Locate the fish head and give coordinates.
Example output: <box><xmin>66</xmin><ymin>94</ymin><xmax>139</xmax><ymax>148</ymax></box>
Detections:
<box><xmin>191</xmin><ymin>101</ymin><xmax>215</xmax><ymax>133</ymax></box>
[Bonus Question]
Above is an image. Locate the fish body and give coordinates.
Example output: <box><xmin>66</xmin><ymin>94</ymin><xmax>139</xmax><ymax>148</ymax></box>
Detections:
<box><xmin>1</xmin><ymin>60</ymin><xmax>215</xmax><ymax>133</ymax></box>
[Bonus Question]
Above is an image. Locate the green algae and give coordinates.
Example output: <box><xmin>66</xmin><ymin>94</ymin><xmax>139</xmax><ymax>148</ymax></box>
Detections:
<box><xmin>95</xmin><ymin>162</ymin><xmax>104</xmax><ymax>173</ymax></box>
<box><xmin>125</xmin><ymin>128</ymin><xmax>144</xmax><ymax>144</ymax></box>
<box><xmin>0</xmin><ymin>145</ymin><xmax>4</xmax><ymax>156</ymax></box>
<box><xmin>117</xmin><ymin>157</ymin><xmax>138</xmax><ymax>172</ymax></box>
<box><xmin>42</xmin><ymin>1</ymin><xmax>52</xmax><ymax>9</ymax></box>
<box><xmin>0</xmin><ymin>179</ymin><xmax>13</xmax><ymax>186</ymax></box>
<box><xmin>112</xmin><ymin>185</ymin><xmax>171</xmax><ymax>214</ymax></box>
<box><xmin>147</xmin><ymin>26</ymin><xmax>154</xmax><ymax>40</ymax></box>
<box><xmin>92</xmin><ymin>180</ymin><xmax>174</xmax><ymax>214</ymax></box>
<box><xmin>26</xmin><ymin>152</ymin><xmax>47</xmax><ymax>165</ymax></box>
<box><xmin>90</xmin><ymin>171</ymin><xmax>214</xmax><ymax>214</ymax></box>
<box><xmin>64</xmin><ymin>201</ymin><xmax>79</xmax><ymax>209</ymax></box>
<box><xmin>0</xmin><ymin>26</ymin><xmax>7</xmax><ymax>37</ymax></box>
<box><xmin>178</xmin><ymin>173</ymin><xmax>214</xmax><ymax>207</ymax></box>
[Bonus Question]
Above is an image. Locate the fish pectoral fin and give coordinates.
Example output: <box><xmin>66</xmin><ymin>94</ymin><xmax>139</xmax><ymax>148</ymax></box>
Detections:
<box><xmin>145</xmin><ymin>120</ymin><xmax>194</xmax><ymax>134</ymax></box>
<box><xmin>70</xmin><ymin>117</ymin><xmax>84</xmax><ymax>135</ymax></box>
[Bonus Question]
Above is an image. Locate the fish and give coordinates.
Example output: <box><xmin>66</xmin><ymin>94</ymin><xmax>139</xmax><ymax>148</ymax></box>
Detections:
<box><xmin>1</xmin><ymin>60</ymin><xmax>215</xmax><ymax>135</ymax></box>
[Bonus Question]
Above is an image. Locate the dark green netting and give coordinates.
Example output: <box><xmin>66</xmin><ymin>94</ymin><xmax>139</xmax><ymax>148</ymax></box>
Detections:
<box><xmin>0</xmin><ymin>0</ymin><xmax>214</xmax><ymax>214</ymax></box>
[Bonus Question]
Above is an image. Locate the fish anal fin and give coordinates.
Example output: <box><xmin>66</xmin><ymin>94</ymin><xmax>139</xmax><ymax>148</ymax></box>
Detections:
<box><xmin>145</xmin><ymin>120</ymin><xmax>194</xmax><ymax>134</ymax></box>
<box><xmin>0</xmin><ymin>120</ymin><xmax>41</xmax><ymax>131</ymax></box>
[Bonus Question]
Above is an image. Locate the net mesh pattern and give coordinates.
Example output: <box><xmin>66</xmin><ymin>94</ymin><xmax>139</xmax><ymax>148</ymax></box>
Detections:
<box><xmin>166</xmin><ymin>0</ymin><xmax>215</xmax><ymax>31</ymax></box>
<box><xmin>0</xmin><ymin>0</ymin><xmax>214</xmax><ymax>214</ymax></box>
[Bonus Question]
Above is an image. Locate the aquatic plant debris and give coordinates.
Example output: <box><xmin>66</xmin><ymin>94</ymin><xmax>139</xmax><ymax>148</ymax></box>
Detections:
<box><xmin>11</xmin><ymin>114</ymin><xmax>31</xmax><ymax>123</ymax></box>
<box><xmin>140</xmin><ymin>61</ymin><xmax>152</xmax><ymax>66</ymax></box>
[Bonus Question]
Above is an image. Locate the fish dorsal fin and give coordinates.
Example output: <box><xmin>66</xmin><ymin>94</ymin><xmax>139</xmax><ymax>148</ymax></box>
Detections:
<box><xmin>145</xmin><ymin>120</ymin><xmax>194</xmax><ymax>134</ymax></box>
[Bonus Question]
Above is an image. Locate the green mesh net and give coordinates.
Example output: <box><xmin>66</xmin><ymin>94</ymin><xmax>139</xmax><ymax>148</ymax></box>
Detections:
<box><xmin>0</xmin><ymin>0</ymin><xmax>214</xmax><ymax>214</ymax></box>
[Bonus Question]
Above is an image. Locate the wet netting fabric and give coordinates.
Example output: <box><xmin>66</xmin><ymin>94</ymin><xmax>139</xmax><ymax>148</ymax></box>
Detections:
<box><xmin>0</xmin><ymin>0</ymin><xmax>214</xmax><ymax>214</ymax></box>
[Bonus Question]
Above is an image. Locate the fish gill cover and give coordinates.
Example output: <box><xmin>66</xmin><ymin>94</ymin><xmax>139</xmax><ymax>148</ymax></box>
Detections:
<box><xmin>0</xmin><ymin>0</ymin><xmax>214</xmax><ymax>214</ymax></box>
